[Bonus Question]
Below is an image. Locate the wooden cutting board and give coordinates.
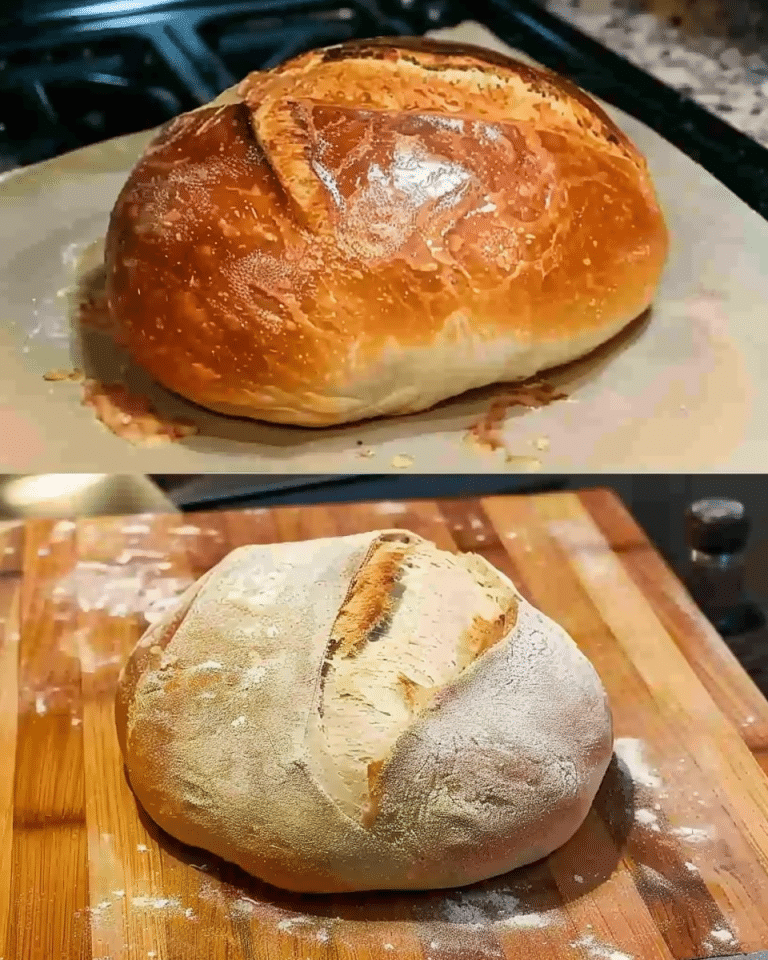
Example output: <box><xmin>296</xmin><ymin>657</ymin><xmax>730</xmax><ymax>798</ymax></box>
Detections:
<box><xmin>3</xmin><ymin>489</ymin><xmax>768</xmax><ymax>960</ymax></box>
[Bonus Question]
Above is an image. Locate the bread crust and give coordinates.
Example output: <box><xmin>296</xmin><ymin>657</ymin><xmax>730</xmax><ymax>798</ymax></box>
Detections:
<box><xmin>105</xmin><ymin>38</ymin><xmax>668</xmax><ymax>426</ymax></box>
<box><xmin>115</xmin><ymin>530</ymin><xmax>613</xmax><ymax>893</ymax></box>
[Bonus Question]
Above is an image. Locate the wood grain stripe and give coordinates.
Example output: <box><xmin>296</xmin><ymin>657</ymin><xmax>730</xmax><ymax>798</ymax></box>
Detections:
<box><xmin>0</xmin><ymin>523</ymin><xmax>22</xmax><ymax>960</ymax></box>
<box><xmin>526</xmin><ymin>492</ymin><xmax>768</xmax><ymax>948</ymax></box>
<box><xmin>579</xmin><ymin>488</ymin><xmax>768</xmax><ymax>752</ymax></box>
<box><xmin>12</xmin><ymin>519</ymin><xmax>89</xmax><ymax>960</ymax></box>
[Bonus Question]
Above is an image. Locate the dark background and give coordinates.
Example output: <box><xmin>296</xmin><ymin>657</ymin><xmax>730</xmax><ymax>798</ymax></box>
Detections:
<box><xmin>152</xmin><ymin>473</ymin><xmax>768</xmax><ymax>611</ymax></box>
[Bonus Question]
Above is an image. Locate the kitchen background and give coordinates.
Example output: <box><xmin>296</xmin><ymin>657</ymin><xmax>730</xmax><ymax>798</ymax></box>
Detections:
<box><xmin>1</xmin><ymin>0</ymin><xmax>767</xmax><ymax>217</ymax></box>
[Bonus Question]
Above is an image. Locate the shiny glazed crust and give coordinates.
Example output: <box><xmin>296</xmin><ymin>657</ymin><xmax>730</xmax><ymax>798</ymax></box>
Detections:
<box><xmin>105</xmin><ymin>38</ymin><xmax>669</xmax><ymax>426</ymax></box>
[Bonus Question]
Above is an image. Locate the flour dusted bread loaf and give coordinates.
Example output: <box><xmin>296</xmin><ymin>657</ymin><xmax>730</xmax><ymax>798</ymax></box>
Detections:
<box><xmin>115</xmin><ymin>529</ymin><xmax>613</xmax><ymax>893</ymax></box>
<box><xmin>104</xmin><ymin>38</ymin><xmax>668</xmax><ymax>427</ymax></box>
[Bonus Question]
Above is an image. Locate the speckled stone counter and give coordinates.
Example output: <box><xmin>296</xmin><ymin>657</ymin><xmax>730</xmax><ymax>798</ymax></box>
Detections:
<box><xmin>542</xmin><ymin>0</ymin><xmax>768</xmax><ymax>146</ymax></box>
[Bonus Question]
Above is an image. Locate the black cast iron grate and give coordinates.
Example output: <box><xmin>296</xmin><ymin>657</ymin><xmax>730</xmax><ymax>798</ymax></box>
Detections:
<box><xmin>1</xmin><ymin>0</ymin><xmax>767</xmax><ymax>217</ymax></box>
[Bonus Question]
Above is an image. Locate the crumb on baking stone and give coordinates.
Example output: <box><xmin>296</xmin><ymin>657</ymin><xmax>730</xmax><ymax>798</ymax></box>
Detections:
<box><xmin>357</xmin><ymin>447</ymin><xmax>375</xmax><ymax>459</ymax></box>
<box><xmin>391</xmin><ymin>454</ymin><xmax>413</xmax><ymax>469</ymax></box>
<box><xmin>81</xmin><ymin>379</ymin><xmax>197</xmax><ymax>446</ymax></box>
<box><xmin>44</xmin><ymin>368</ymin><xmax>84</xmax><ymax>382</ymax></box>
<box><xmin>505</xmin><ymin>454</ymin><xmax>542</xmax><ymax>472</ymax></box>
<box><xmin>467</xmin><ymin>380</ymin><xmax>566</xmax><ymax>456</ymax></box>
<box><xmin>534</xmin><ymin>436</ymin><xmax>550</xmax><ymax>451</ymax></box>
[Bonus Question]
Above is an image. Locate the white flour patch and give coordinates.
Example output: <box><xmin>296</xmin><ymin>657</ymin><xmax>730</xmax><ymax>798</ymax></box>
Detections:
<box><xmin>120</xmin><ymin>524</ymin><xmax>152</xmax><ymax>534</ymax></box>
<box><xmin>614</xmin><ymin>738</ymin><xmax>663</xmax><ymax>790</ymax></box>
<box><xmin>435</xmin><ymin>887</ymin><xmax>557</xmax><ymax>930</ymax></box>
<box><xmin>131</xmin><ymin>897</ymin><xmax>181</xmax><ymax>911</ymax></box>
<box><xmin>498</xmin><ymin>913</ymin><xmax>554</xmax><ymax>929</ymax></box>
<box><xmin>60</xmin><ymin>626</ymin><xmax>122</xmax><ymax>674</ymax></box>
<box><xmin>709</xmin><ymin>929</ymin><xmax>735</xmax><ymax>945</ymax></box>
<box><xmin>671</xmin><ymin>826</ymin><xmax>713</xmax><ymax>844</ymax></box>
<box><xmin>242</xmin><ymin>665</ymin><xmax>267</xmax><ymax>688</ymax></box>
<box><xmin>574</xmin><ymin>933</ymin><xmax>634</xmax><ymax>960</ymax></box>
<box><xmin>137</xmin><ymin>844</ymin><xmax>149</xmax><ymax>852</ymax></box>
<box><xmin>230</xmin><ymin>898</ymin><xmax>256</xmax><ymax>920</ymax></box>
<box><xmin>635</xmin><ymin>808</ymin><xmax>661</xmax><ymax>831</ymax></box>
<box><xmin>51</xmin><ymin>520</ymin><xmax>76</xmax><ymax>538</ymax></box>
<box><xmin>277</xmin><ymin>916</ymin><xmax>315</xmax><ymax>932</ymax></box>
<box><xmin>194</xmin><ymin>661</ymin><xmax>223</xmax><ymax>671</ymax></box>
<box><xmin>231</xmin><ymin>716</ymin><xmax>247</xmax><ymax>728</ymax></box>
<box><xmin>90</xmin><ymin>900</ymin><xmax>112</xmax><ymax>917</ymax></box>
<box><xmin>51</xmin><ymin>560</ymin><xmax>192</xmax><ymax>622</ymax></box>
<box><xmin>35</xmin><ymin>695</ymin><xmax>47</xmax><ymax>715</ymax></box>
<box><xmin>374</xmin><ymin>501</ymin><xmax>409</xmax><ymax>516</ymax></box>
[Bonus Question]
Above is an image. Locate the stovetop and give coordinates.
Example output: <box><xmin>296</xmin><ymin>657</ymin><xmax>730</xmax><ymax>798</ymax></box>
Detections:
<box><xmin>1</xmin><ymin>0</ymin><xmax>767</xmax><ymax>219</ymax></box>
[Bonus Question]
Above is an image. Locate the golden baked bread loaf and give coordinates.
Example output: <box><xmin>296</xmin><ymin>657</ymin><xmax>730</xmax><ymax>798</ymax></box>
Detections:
<box><xmin>105</xmin><ymin>38</ymin><xmax>669</xmax><ymax>427</ymax></box>
<box><xmin>115</xmin><ymin>529</ymin><xmax>614</xmax><ymax>893</ymax></box>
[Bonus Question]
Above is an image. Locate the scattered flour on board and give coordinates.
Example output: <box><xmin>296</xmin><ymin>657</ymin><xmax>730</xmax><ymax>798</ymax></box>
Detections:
<box><xmin>613</xmin><ymin>738</ymin><xmax>662</xmax><ymax>790</ymax></box>
<box><xmin>671</xmin><ymin>826</ymin><xmax>713</xmax><ymax>844</ymax></box>
<box><xmin>230</xmin><ymin>898</ymin><xmax>256</xmax><ymax>920</ymax></box>
<box><xmin>635</xmin><ymin>809</ymin><xmax>661</xmax><ymax>832</ymax></box>
<box><xmin>374</xmin><ymin>501</ymin><xmax>409</xmax><ymax>516</ymax></box>
<box><xmin>709</xmin><ymin>929</ymin><xmax>736</xmax><ymax>945</ymax></box>
<box><xmin>131</xmin><ymin>897</ymin><xmax>181</xmax><ymax>911</ymax></box>
<box><xmin>242</xmin><ymin>664</ymin><xmax>268</xmax><ymax>688</ymax></box>
<box><xmin>436</xmin><ymin>888</ymin><xmax>557</xmax><ymax>930</ymax></box>
<box><xmin>574</xmin><ymin>934</ymin><xmax>633</xmax><ymax>960</ymax></box>
<box><xmin>51</xmin><ymin>559</ymin><xmax>193</xmax><ymax>622</ymax></box>
<box><xmin>277</xmin><ymin>917</ymin><xmax>315</xmax><ymax>932</ymax></box>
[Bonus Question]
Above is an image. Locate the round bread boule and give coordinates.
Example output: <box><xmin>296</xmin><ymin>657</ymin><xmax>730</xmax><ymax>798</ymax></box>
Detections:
<box><xmin>104</xmin><ymin>38</ymin><xmax>668</xmax><ymax>427</ymax></box>
<box><xmin>115</xmin><ymin>529</ymin><xmax>613</xmax><ymax>893</ymax></box>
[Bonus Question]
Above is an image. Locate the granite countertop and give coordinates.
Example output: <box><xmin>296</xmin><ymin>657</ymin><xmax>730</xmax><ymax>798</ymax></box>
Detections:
<box><xmin>541</xmin><ymin>0</ymin><xmax>768</xmax><ymax>146</ymax></box>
